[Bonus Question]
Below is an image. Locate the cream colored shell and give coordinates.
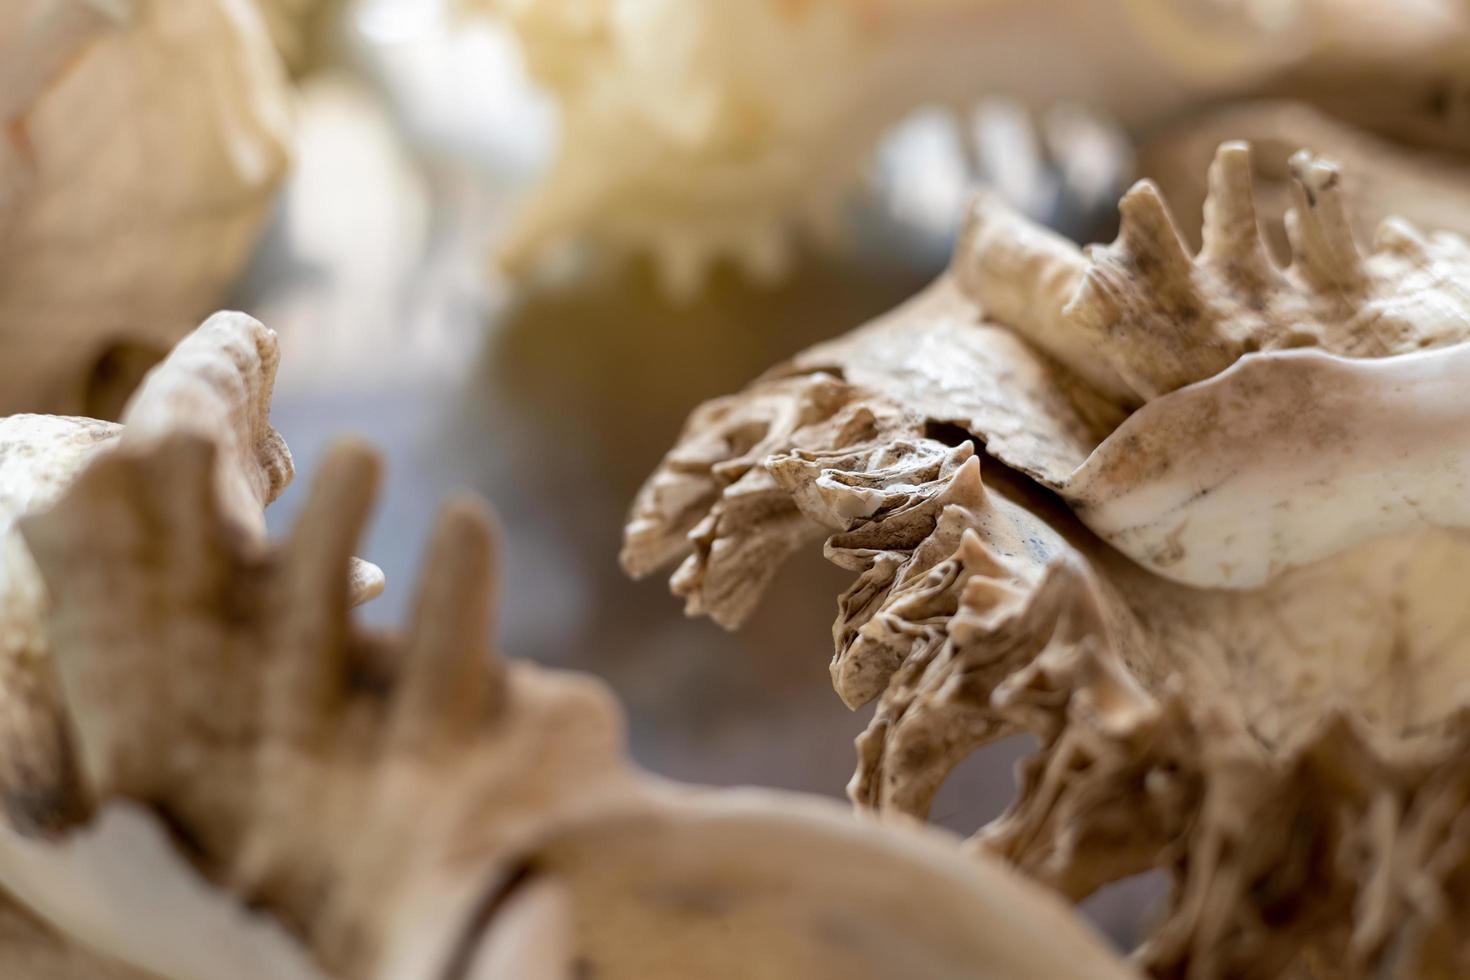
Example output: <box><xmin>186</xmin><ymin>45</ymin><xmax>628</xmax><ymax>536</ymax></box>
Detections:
<box><xmin>475</xmin><ymin>0</ymin><xmax>1470</xmax><ymax>294</ymax></box>
<box><xmin>0</xmin><ymin>314</ymin><xmax>1136</xmax><ymax>979</ymax></box>
<box><xmin>626</xmin><ymin>145</ymin><xmax>1470</xmax><ymax>976</ymax></box>
<box><xmin>0</xmin><ymin>312</ymin><xmax>381</xmax><ymax>836</ymax></box>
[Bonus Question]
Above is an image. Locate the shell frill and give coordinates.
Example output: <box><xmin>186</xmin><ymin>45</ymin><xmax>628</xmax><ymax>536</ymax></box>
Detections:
<box><xmin>624</xmin><ymin>143</ymin><xmax>1470</xmax><ymax>976</ymax></box>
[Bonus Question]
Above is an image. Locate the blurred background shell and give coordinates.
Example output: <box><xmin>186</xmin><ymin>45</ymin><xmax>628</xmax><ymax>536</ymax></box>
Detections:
<box><xmin>0</xmin><ymin>0</ymin><xmax>291</xmax><ymax>417</ymax></box>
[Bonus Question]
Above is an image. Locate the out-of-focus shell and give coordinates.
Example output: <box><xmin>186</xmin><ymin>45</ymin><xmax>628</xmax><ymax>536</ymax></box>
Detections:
<box><xmin>0</xmin><ymin>0</ymin><xmax>291</xmax><ymax>417</ymax></box>
<box><xmin>625</xmin><ymin>145</ymin><xmax>1470</xmax><ymax>975</ymax></box>
<box><xmin>476</xmin><ymin>0</ymin><xmax>1470</xmax><ymax>294</ymax></box>
<box><xmin>0</xmin><ymin>316</ymin><xmax>1139</xmax><ymax>979</ymax></box>
<box><xmin>472</xmin><ymin>0</ymin><xmax>1313</xmax><ymax>295</ymax></box>
<box><xmin>0</xmin><ymin>312</ymin><xmax>381</xmax><ymax>840</ymax></box>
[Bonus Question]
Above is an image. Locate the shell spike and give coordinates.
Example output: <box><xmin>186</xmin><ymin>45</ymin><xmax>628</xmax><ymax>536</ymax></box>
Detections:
<box><xmin>392</xmin><ymin>497</ymin><xmax>506</xmax><ymax>751</ymax></box>
<box><xmin>1200</xmin><ymin>141</ymin><xmax>1272</xmax><ymax>278</ymax></box>
<box><xmin>1117</xmin><ymin>180</ymin><xmax>1195</xmax><ymax>284</ymax></box>
<box><xmin>271</xmin><ymin>440</ymin><xmax>382</xmax><ymax>743</ymax></box>
<box><xmin>1286</xmin><ymin>150</ymin><xmax>1362</xmax><ymax>290</ymax></box>
<box><xmin>947</xmin><ymin>454</ymin><xmax>987</xmax><ymax>508</ymax></box>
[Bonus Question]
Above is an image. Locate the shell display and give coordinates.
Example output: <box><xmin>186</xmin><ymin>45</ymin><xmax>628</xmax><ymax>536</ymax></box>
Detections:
<box><xmin>0</xmin><ymin>314</ymin><xmax>1140</xmax><ymax>980</ymax></box>
<box><xmin>475</xmin><ymin>0</ymin><xmax>1470</xmax><ymax>294</ymax></box>
<box><xmin>0</xmin><ymin>0</ymin><xmax>291</xmax><ymax>417</ymax></box>
<box><xmin>625</xmin><ymin>145</ymin><xmax>1470</xmax><ymax>976</ymax></box>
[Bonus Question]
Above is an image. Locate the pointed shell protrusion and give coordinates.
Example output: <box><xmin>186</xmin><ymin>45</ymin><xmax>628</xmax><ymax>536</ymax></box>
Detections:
<box><xmin>395</xmin><ymin>497</ymin><xmax>507</xmax><ymax>749</ymax></box>
<box><xmin>625</xmin><ymin>141</ymin><xmax>1470</xmax><ymax>977</ymax></box>
<box><xmin>1198</xmin><ymin>141</ymin><xmax>1275</xmax><ymax>282</ymax></box>
<box><xmin>4</xmin><ymin>350</ymin><xmax>1142</xmax><ymax>980</ymax></box>
<box><xmin>1285</xmin><ymin>149</ymin><xmax>1364</xmax><ymax>290</ymax></box>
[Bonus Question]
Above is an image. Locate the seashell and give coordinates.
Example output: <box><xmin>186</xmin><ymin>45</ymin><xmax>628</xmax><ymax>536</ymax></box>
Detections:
<box><xmin>0</xmin><ymin>317</ymin><xmax>1137</xmax><ymax>979</ymax></box>
<box><xmin>0</xmin><ymin>0</ymin><xmax>292</xmax><ymax>417</ymax></box>
<box><xmin>476</xmin><ymin>0</ymin><xmax>1469</xmax><ymax>294</ymax></box>
<box><xmin>625</xmin><ymin>144</ymin><xmax>1470</xmax><ymax>975</ymax></box>
<box><xmin>0</xmin><ymin>311</ymin><xmax>382</xmax><ymax>841</ymax></box>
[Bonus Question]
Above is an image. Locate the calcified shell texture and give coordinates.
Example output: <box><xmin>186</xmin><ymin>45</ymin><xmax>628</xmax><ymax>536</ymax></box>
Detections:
<box><xmin>0</xmin><ymin>314</ymin><xmax>1140</xmax><ymax>980</ymax></box>
<box><xmin>625</xmin><ymin>143</ymin><xmax>1470</xmax><ymax>978</ymax></box>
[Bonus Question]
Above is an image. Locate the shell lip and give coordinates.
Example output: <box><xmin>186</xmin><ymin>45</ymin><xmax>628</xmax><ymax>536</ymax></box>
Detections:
<box><xmin>1063</xmin><ymin>340</ymin><xmax>1470</xmax><ymax>586</ymax></box>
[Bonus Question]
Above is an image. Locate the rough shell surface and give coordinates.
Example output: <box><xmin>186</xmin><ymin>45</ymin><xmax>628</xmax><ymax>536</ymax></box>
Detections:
<box><xmin>0</xmin><ymin>315</ymin><xmax>1138</xmax><ymax>980</ymax></box>
<box><xmin>625</xmin><ymin>144</ymin><xmax>1470</xmax><ymax>977</ymax></box>
<box><xmin>0</xmin><ymin>312</ymin><xmax>381</xmax><ymax>840</ymax></box>
<box><xmin>1138</xmin><ymin>100</ymin><xmax>1470</xmax><ymax>259</ymax></box>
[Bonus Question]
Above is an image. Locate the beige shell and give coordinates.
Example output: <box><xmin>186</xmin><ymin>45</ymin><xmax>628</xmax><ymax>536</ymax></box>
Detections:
<box><xmin>0</xmin><ymin>0</ymin><xmax>291</xmax><ymax>417</ymax></box>
<box><xmin>0</xmin><ymin>314</ymin><xmax>1137</xmax><ymax>979</ymax></box>
<box><xmin>476</xmin><ymin>0</ymin><xmax>1470</xmax><ymax>293</ymax></box>
<box><xmin>625</xmin><ymin>144</ymin><xmax>1470</xmax><ymax>976</ymax></box>
<box><xmin>0</xmin><ymin>312</ymin><xmax>381</xmax><ymax>840</ymax></box>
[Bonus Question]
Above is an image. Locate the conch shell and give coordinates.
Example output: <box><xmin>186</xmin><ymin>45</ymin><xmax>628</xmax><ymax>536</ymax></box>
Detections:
<box><xmin>476</xmin><ymin>0</ymin><xmax>1470</xmax><ymax>294</ymax></box>
<box><xmin>0</xmin><ymin>314</ymin><xmax>1137</xmax><ymax>978</ymax></box>
<box><xmin>625</xmin><ymin>144</ymin><xmax>1470</xmax><ymax>976</ymax></box>
<box><xmin>0</xmin><ymin>0</ymin><xmax>291</xmax><ymax>417</ymax></box>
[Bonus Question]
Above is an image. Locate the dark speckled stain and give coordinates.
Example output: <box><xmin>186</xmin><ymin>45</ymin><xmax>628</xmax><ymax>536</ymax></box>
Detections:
<box><xmin>1149</xmin><ymin>521</ymin><xmax>1189</xmax><ymax>568</ymax></box>
<box><xmin>1085</xmin><ymin>427</ymin><xmax>1175</xmax><ymax>493</ymax></box>
<box><xmin>1165</xmin><ymin>292</ymin><xmax>1203</xmax><ymax>328</ymax></box>
<box><xmin>893</xmin><ymin>739</ymin><xmax>935</xmax><ymax>777</ymax></box>
<box><xmin>1125</xmin><ymin>245</ymin><xmax>1155</xmax><ymax>280</ymax></box>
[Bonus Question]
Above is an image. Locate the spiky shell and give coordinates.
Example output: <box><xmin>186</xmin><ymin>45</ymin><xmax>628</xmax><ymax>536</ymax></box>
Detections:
<box><xmin>625</xmin><ymin>144</ymin><xmax>1470</xmax><ymax>976</ymax></box>
<box><xmin>0</xmin><ymin>313</ymin><xmax>1138</xmax><ymax>980</ymax></box>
